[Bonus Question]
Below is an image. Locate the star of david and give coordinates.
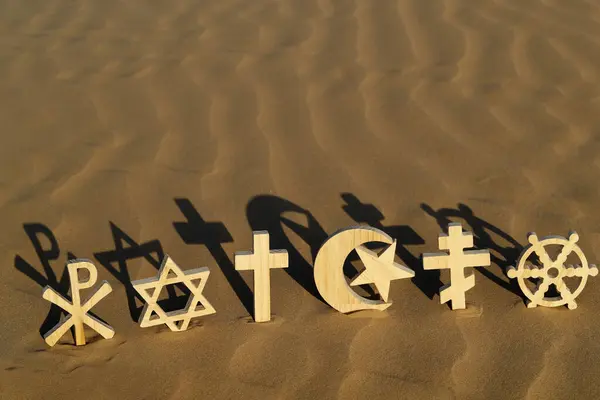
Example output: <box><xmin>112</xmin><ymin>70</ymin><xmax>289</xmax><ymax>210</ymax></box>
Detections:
<box><xmin>132</xmin><ymin>255</ymin><xmax>216</xmax><ymax>331</ymax></box>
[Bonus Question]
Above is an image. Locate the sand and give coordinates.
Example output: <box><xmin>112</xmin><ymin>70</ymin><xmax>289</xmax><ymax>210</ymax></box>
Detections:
<box><xmin>1</xmin><ymin>0</ymin><xmax>600</xmax><ymax>398</ymax></box>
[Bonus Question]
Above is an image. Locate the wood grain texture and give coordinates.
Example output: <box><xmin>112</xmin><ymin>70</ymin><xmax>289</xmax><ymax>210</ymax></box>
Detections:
<box><xmin>314</xmin><ymin>225</ymin><xmax>414</xmax><ymax>313</ymax></box>
<box><xmin>507</xmin><ymin>232</ymin><xmax>598</xmax><ymax>309</ymax></box>
<box><xmin>234</xmin><ymin>231</ymin><xmax>288</xmax><ymax>323</ymax></box>
<box><xmin>132</xmin><ymin>255</ymin><xmax>216</xmax><ymax>331</ymax></box>
<box><xmin>423</xmin><ymin>223</ymin><xmax>491</xmax><ymax>310</ymax></box>
<box><xmin>42</xmin><ymin>259</ymin><xmax>114</xmax><ymax>346</ymax></box>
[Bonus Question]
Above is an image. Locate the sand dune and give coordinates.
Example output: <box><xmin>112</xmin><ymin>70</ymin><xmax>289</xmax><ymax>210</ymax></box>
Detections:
<box><xmin>2</xmin><ymin>0</ymin><xmax>600</xmax><ymax>398</ymax></box>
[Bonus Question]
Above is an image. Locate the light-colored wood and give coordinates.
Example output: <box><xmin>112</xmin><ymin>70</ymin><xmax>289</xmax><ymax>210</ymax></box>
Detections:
<box><xmin>350</xmin><ymin>242</ymin><xmax>414</xmax><ymax>302</ymax></box>
<box><xmin>234</xmin><ymin>231</ymin><xmax>288</xmax><ymax>323</ymax></box>
<box><xmin>423</xmin><ymin>223</ymin><xmax>491</xmax><ymax>310</ymax></box>
<box><xmin>314</xmin><ymin>226</ymin><xmax>414</xmax><ymax>313</ymax></box>
<box><xmin>42</xmin><ymin>259</ymin><xmax>115</xmax><ymax>346</ymax></box>
<box><xmin>132</xmin><ymin>255</ymin><xmax>216</xmax><ymax>331</ymax></box>
<box><xmin>507</xmin><ymin>231</ymin><xmax>598</xmax><ymax>309</ymax></box>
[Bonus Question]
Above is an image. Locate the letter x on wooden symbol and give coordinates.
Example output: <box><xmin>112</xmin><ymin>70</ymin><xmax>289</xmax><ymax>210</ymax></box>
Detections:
<box><xmin>42</xmin><ymin>260</ymin><xmax>114</xmax><ymax>346</ymax></box>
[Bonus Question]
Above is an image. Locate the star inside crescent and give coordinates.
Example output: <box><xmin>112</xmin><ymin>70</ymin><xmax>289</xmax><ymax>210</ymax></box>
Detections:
<box><xmin>350</xmin><ymin>241</ymin><xmax>414</xmax><ymax>302</ymax></box>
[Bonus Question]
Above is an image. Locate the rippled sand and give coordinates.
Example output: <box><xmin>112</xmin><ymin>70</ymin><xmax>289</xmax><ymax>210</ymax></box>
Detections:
<box><xmin>2</xmin><ymin>0</ymin><xmax>600</xmax><ymax>398</ymax></box>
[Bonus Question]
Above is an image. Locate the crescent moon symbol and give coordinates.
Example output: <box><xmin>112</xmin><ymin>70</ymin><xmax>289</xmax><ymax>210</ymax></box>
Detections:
<box><xmin>313</xmin><ymin>226</ymin><xmax>394</xmax><ymax>313</ymax></box>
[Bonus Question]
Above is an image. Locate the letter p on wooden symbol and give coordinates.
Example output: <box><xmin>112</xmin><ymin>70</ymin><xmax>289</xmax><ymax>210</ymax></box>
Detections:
<box><xmin>42</xmin><ymin>260</ymin><xmax>114</xmax><ymax>346</ymax></box>
<box><xmin>235</xmin><ymin>231</ymin><xmax>288</xmax><ymax>323</ymax></box>
<box><xmin>423</xmin><ymin>223</ymin><xmax>490</xmax><ymax>310</ymax></box>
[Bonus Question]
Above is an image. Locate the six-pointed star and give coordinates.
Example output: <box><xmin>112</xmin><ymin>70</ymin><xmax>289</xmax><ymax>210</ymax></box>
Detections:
<box><xmin>132</xmin><ymin>255</ymin><xmax>216</xmax><ymax>331</ymax></box>
<box><xmin>350</xmin><ymin>241</ymin><xmax>414</xmax><ymax>302</ymax></box>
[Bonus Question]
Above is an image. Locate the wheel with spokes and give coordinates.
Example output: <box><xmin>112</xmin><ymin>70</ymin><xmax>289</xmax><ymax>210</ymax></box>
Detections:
<box><xmin>507</xmin><ymin>231</ymin><xmax>597</xmax><ymax>309</ymax></box>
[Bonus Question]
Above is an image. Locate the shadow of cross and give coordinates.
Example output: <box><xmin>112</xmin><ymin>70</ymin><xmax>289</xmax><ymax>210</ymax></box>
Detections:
<box><xmin>423</xmin><ymin>223</ymin><xmax>491</xmax><ymax>310</ymax></box>
<box><xmin>340</xmin><ymin>193</ymin><xmax>438</xmax><ymax>299</ymax></box>
<box><xmin>172</xmin><ymin>198</ymin><xmax>254</xmax><ymax>317</ymax></box>
<box><xmin>420</xmin><ymin>203</ymin><xmax>524</xmax><ymax>299</ymax></box>
<box><xmin>234</xmin><ymin>231</ymin><xmax>288</xmax><ymax>322</ymax></box>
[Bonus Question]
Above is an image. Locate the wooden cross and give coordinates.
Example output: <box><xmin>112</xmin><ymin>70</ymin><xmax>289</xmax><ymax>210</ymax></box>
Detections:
<box><xmin>423</xmin><ymin>223</ymin><xmax>490</xmax><ymax>310</ymax></box>
<box><xmin>42</xmin><ymin>260</ymin><xmax>115</xmax><ymax>346</ymax></box>
<box><xmin>234</xmin><ymin>231</ymin><xmax>288</xmax><ymax>322</ymax></box>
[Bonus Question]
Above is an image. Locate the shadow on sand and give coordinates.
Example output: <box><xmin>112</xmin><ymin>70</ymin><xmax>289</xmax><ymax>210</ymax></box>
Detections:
<box><xmin>341</xmin><ymin>193</ymin><xmax>440</xmax><ymax>299</ymax></box>
<box><xmin>14</xmin><ymin>223</ymin><xmax>104</xmax><ymax>341</ymax></box>
<box><xmin>420</xmin><ymin>203</ymin><xmax>524</xmax><ymax>299</ymax></box>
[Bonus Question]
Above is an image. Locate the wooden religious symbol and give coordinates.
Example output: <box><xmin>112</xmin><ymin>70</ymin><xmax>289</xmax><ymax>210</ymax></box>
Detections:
<box><xmin>42</xmin><ymin>259</ymin><xmax>115</xmax><ymax>346</ymax></box>
<box><xmin>507</xmin><ymin>231</ymin><xmax>598</xmax><ymax>309</ymax></box>
<box><xmin>234</xmin><ymin>231</ymin><xmax>288</xmax><ymax>322</ymax></box>
<box><xmin>423</xmin><ymin>223</ymin><xmax>490</xmax><ymax>310</ymax></box>
<box><xmin>132</xmin><ymin>255</ymin><xmax>216</xmax><ymax>331</ymax></box>
<box><xmin>313</xmin><ymin>226</ymin><xmax>414</xmax><ymax>313</ymax></box>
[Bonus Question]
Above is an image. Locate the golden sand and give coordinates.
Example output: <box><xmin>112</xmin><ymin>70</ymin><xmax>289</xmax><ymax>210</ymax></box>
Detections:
<box><xmin>2</xmin><ymin>0</ymin><xmax>600</xmax><ymax>398</ymax></box>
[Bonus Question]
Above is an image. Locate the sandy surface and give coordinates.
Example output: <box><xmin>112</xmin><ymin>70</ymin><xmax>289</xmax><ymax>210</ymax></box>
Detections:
<box><xmin>2</xmin><ymin>0</ymin><xmax>600</xmax><ymax>398</ymax></box>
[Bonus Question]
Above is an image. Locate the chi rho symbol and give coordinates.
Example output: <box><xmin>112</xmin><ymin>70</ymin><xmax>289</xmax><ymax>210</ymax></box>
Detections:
<box><xmin>42</xmin><ymin>259</ymin><xmax>115</xmax><ymax>346</ymax></box>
